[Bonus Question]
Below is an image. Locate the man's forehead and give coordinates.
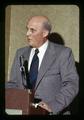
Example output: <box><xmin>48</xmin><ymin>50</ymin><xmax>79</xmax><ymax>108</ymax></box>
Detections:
<box><xmin>28</xmin><ymin>19</ymin><xmax>43</xmax><ymax>25</ymax></box>
<box><xmin>26</xmin><ymin>16</ymin><xmax>49</xmax><ymax>29</ymax></box>
<box><xmin>27</xmin><ymin>16</ymin><xmax>48</xmax><ymax>26</ymax></box>
<box><xmin>27</xmin><ymin>20</ymin><xmax>43</xmax><ymax>29</ymax></box>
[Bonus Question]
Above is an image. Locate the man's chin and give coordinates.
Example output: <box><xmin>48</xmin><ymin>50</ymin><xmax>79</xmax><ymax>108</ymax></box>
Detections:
<box><xmin>28</xmin><ymin>41</ymin><xmax>36</xmax><ymax>48</ymax></box>
<box><xmin>28</xmin><ymin>43</ymin><xmax>34</xmax><ymax>48</ymax></box>
<box><xmin>30</xmin><ymin>45</ymin><xmax>33</xmax><ymax>48</ymax></box>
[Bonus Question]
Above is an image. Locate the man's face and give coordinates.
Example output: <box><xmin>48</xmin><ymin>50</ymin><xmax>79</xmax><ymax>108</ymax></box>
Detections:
<box><xmin>26</xmin><ymin>18</ymin><xmax>48</xmax><ymax>48</ymax></box>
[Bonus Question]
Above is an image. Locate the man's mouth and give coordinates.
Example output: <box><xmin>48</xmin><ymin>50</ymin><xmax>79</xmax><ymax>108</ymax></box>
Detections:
<box><xmin>27</xmin><ymin>37</ymin><xmax>31</xmax><ymax>41</ymax></box>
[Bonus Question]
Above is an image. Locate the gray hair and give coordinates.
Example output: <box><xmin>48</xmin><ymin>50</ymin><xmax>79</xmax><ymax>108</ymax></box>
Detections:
<box><xmin>43</xmin><ymin>20</ymin><xmax>52</xmax><ymax>33</ymax></box>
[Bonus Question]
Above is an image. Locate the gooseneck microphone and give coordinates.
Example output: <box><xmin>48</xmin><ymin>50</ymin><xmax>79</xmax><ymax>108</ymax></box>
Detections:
<box><xmin>19</xmin><ymin>55</ymin><xmax>27</xmax><ymax>88</ymax></box>
<box><xmin>19</xmin><ymin>55</ymin><xmax>25</xmax><ymax>73</ymax></box>
<box><xmin>19</xmin><ymin>55</ymin><xmax>30</xmax><ymax>89</ymax></box>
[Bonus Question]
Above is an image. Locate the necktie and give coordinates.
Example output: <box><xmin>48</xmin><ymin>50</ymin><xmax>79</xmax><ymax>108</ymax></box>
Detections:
<box><xmin>29</xmin><ymin>49</ymin><xmax>39</xmax><ymax>89</ymax></box>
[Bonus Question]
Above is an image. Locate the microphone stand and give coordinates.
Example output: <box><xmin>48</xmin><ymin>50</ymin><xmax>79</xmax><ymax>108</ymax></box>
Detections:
<box><xmin>20</xmin><ymin>66</ymin><xmax>27</xmax><ymax>89</ymax></box>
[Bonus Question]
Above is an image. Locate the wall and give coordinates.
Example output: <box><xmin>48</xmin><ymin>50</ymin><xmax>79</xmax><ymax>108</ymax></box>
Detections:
<box><xmin>5</xmin><ymin>5</ymin><xmax>79</xmax><ymax>81</ymax></box>
<box><xmin>5</xmin><ymin>5</ymin><xmax>11</xmax><ymax>81</ymax></box>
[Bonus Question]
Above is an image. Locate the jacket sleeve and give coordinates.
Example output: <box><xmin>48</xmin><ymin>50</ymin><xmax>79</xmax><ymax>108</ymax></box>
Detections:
<box><xmin>5</xmin><ymin>50</ymin><xmax>20</xmax><ymax>88</ymax></box>
<box><xmin>47</xmin><ymin>48</ymin><xmax>79</xmax><ymax>114</ymax></box>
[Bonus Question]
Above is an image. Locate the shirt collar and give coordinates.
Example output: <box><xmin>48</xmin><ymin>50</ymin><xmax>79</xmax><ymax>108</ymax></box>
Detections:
<box><xmin>33</xmin><ymin>40</ymin><xmax>49</xmax><ymax>53</ymax></box>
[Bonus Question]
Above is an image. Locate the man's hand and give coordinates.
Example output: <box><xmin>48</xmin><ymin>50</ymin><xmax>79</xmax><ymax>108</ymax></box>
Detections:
<box><xmin>38</xmin><ymin>101</ymin><xmax>52</xmax><ymax>112</ymax></box>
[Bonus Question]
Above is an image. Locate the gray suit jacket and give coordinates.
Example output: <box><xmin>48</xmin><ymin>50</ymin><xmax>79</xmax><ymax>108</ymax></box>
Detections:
<box><xmin>6</xmin><ymin>41</ymin><xmax>79</xmax><ymax>114</ymax></box>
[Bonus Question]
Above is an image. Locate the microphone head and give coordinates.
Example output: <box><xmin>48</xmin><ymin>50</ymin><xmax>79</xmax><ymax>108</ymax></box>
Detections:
<box><xmin>19</xmin><ymin>55</ymin><xmax>25</xmax><ymax>72</ymax></box>
<box><xmin>20</xmin><ymin>55</ymin><xmax>24</xmax><ymax>67</ymax></box>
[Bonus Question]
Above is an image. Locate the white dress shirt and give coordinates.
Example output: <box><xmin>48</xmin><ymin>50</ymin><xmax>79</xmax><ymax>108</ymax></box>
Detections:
<box><xmin>28</xmin><ymin>40</ymin><xmax>49</xmax><ymax>71</ymax></box>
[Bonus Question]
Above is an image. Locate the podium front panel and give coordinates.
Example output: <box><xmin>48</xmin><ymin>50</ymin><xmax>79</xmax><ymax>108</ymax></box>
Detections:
<box><xmin>5</xmin><ymin>88</ymin><xmax>49</xmax><ymax>115</ymax></box>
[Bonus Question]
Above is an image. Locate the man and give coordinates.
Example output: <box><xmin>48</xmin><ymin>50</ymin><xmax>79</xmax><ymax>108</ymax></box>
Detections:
<box><xmin>6</xmin><ymin>16</ymin><xmax>79</xmax><ymax>115</ymax></box>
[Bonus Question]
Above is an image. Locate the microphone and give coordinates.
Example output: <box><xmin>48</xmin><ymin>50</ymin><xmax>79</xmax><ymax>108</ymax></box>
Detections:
<box><xmin>19</xmin><ymin>55</ymin><xmax>25</xmax><ymax>72</ymax></box>
<box><xmin>19</xmin><ymin>56</ymin><xmax>29</xmax><ymax>89</ymax></box>
<box><xmin>24</xmin><ymin>60</ymin><xmax>32</xmax><ymax>89</ymax></box>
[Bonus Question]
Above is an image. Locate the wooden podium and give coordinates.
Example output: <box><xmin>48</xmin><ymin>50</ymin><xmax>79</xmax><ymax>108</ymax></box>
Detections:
<box><xmin>5</xmin><ymin>88</ymin><xmax>48</xmax><ymax>115</ymax></box>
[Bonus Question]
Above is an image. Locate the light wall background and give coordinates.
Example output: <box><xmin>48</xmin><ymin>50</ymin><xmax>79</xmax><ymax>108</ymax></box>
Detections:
<box><xmin>5</xmin><ymin>5</ymin><xmax>79</xmax><ymax>81</ymax></box>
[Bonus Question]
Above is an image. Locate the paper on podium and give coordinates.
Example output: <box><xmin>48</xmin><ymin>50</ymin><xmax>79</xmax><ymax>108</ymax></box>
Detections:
<box><xmin>5</xmin><ymin>108</ymin><xmax>22</xmax><ymax>115</ymax></box>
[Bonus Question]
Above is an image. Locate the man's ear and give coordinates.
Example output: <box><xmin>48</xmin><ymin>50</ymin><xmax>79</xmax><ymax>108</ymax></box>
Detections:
<box><xmin>43</xmin><ymin>30</ymin><xmax>49</xmax><ymax>37</ymax></box>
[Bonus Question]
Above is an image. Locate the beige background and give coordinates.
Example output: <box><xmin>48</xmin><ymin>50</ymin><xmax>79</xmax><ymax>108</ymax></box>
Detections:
<box><xmin>5</xmin><ymin>5</ymin><xmax>79</xmax><ymax>81</ymax></box>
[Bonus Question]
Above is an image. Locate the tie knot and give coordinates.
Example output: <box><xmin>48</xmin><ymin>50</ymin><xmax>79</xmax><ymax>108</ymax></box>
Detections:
<box><xmin>35</xmin><ymin>49</ymin><xmax>39</xmax><ymax>54</ymax></box>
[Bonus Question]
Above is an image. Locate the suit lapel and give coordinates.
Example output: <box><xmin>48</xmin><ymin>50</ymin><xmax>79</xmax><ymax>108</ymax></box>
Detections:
<box><xmin>35</xmin><ymin>42</ymin><xmax>57</xmax><ymax>89</ymax></box>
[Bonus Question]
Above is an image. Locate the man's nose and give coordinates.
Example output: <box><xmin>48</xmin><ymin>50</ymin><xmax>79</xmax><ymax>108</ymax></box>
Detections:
<box><xmin>26</xmin><ymin>30</ymin><xmax>31</xmax><ymax>36</ymax></box>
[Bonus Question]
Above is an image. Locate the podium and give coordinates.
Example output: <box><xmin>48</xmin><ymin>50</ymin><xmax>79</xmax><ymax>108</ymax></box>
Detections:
<box><xmin>5</xmin><ymin>88</ymin><xmax>49</xmax><ymax>115</ymax></box>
